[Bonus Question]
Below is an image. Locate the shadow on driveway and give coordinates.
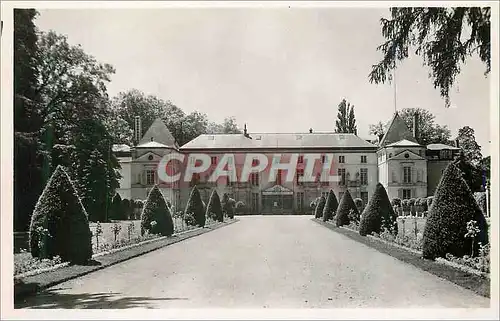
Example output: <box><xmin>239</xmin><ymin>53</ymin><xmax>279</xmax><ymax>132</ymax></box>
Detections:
<box><xmin>15</xmin><ymin>290</ymin><xmax>188</xmax><ymax>309</ymax></box>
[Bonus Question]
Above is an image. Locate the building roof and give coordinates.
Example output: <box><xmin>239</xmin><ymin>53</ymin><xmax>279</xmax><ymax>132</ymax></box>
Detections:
<box><xmin>136</xmin><ymin>141</ymin><xmax>171</xmax><ymax>149</ymax></box>
<box><xmin>386</xmin><ymin>139</ymin><xmax>421</xmax><ymax>147</ymax></box>
<box><xmin>112</xmin><ymin>144</ymin><xmax>131</xmax><ymax>152</ymax></box>
<box><xmin>180</xmin><ymin>132</ymin><xmax>377</xmax><ymax>150</ymax></box>
<box><xmin>139</xmin><ymin>118</ymin><xmax>177</xmax><ymax>148</ymax></box>
<box><xmin>427</xmin><ymin>143</ymin><xmax>460</xmax><ymax>150</ymax></box>
<box><xmin>379</xmin><ymin>112</ymin><xmax>417</xmax><ymax>147</ymax></box>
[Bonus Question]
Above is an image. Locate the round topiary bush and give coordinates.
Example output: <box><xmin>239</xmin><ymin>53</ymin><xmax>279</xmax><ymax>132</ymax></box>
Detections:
<box><xmin>110</xmin><ymin>193</ymin><xmax>124</xmax><ymax>220</ymax></box>
<box><xmin>29</xmin><ymin>166</ymin><xmax>92</xmax><ymax>264</ymax></box>
<box><xmin>322</xmin><ymin>190</ymin><xmax>338</xmax><ymax>222</ymax></box>
<box><xmin>206</xmin><ymin>189</ymin><xmax>223</xmax><ymax>222</ymax></box>
<box><xmin>391</xmin><ymin>198</ymin><xmax>402</xmax><ymax>208</ymax></box>
<box><xmin>335</xmin><ymin>190</ymin><xmax>359</xmax><ymax>227</ymax></box>
<box><xmin>314</xmin><ymin>196</ymin><xmax>326</xmax><ymax>219</ymax></box>
<box><xmin>235</xmin><ymin>201</ymin><xmax>246</xmax><ymax>214</ymax></box>
<box><xmin>422</xmin><ymin>163</ymin><xmax>489</xmax><ymax>260</ymax></box>
<box><xmin>185</xmin><ymin>186</ymin><xmax>206</xmax><ymax>227</ymax></box>
<box><xmin>140</xmin><ymin>185</ymin><xmax>174</xmax><ymax>236</ymax></box>
<box><xmin>359</xmin><ymin>183</ymin><xmax>397</xmax><ymax>236</ymax></box>
<box><xmin>121</xmin><ymin>199</ymin><xmax>132</xmax><ymax>220</ymax></box>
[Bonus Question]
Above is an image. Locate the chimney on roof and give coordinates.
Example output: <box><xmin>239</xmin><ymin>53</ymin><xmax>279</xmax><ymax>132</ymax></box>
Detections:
<box><xmin>309</xmin><ymin>128</ymin><xmax>313</xmax><ymax>133</ymax></box>
<box><xmin>413</xmin><ymin>112</ymin><xmax>419</xmax><ymax>141</ymax></box>
<box><xmin>455</xmin><ymin>138</ymin><xmax>460</xmax><ymax>148</ymax></box>
<box><xmin>243</xmin><ymin>123</ymin><xmax>251</xmax><ymax>138</ymax></box>
<box><xmin>134</xmin><ymin>116</ymin><xmax>142</xmax><ymax>145</ymax></box>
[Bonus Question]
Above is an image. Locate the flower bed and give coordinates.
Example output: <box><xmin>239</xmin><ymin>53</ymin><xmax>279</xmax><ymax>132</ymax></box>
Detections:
<box><xmin>15</xmin><ymin>217</ymin><xmax>229</xmax><ymax>277</ymax></box>
<box><xmin>318</xmin><ymin>217</ymin><xmax>490</xmax><ymax>279</ymax></box>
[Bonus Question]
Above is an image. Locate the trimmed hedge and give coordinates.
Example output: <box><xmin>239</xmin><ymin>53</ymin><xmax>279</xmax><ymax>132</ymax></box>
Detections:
<box><xmin>206</xmin><ymin>189</ymin><xmax>224</xmax><ymax>222</ymax></box>
<box><xmin>29</xmin><ymin>166</ymin><xmax>92</xmax><ymax>264</ymax></box>
<box><xmin>335</xmin><ymin>189</ymin><xmax>358</xmax><ymax>227</ymax></box>
<box><xmin>359</xmin><ymin>183</ymin><xmax>397</xmax><ymax>236</ymax></box>
<box><xmin>185</xmin><ymin>186</ymin><xmax>206</xmax><ymax>227</ymax></box>
<box><xmin>110</xmin><ymin>193</ymin><xmax>124</xmax><ymax>220</ymax></box>
<box><xmin>322</xmin><ymin>189</ymin><xmax>338</xmax><ymax>222</ymax></box>
<box><xmin>314</xmin><ymin>196</ymin><xmax>326</xmax><ymax>219</ymax></box>
<box><xmin>140</xmin><ymin>185</ymin><xmax>174</xmax><ymax>236</ymax></box>
<box><xmin>422</xmin><ymin>163</ymin><xmax>489</xmax><ymax>260</ymax></box>
<box><xmin>391</xmin><ymin>198</ymin><xmax>402</xmax><ymax>207</ymax></box>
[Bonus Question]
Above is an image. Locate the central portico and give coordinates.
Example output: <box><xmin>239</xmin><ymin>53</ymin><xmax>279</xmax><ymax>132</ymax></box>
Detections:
<box><xmin>261</xmin><ymin>185</ymin><xmax>294</xmax><ymax>214</ymax></box>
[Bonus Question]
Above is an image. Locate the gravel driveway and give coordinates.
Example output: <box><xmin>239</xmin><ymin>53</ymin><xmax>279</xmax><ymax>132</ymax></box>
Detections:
<box><xmin>16</xmin><ymin>216</ymin><xmax>490</xmax><ymax>309</ymax></box>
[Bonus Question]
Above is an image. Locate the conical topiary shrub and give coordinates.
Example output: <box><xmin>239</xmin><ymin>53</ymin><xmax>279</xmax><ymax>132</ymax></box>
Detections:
<box><xmin>359</xmin><ymin>183</ymin><xmax>397</xmax><ymax>236</ymax></box>
<box><xmin>140</xmin><ymin>185</ymin><xmax>174</xmax><ymax>236</ymax></box>
<box><xmin>110</xmin><ymin>193</ymin><xmax>123</xmax><ymax>220</ymax></box>
<box><xmin>185</xmin><ymin>186</ymin><xmax>206</xmax><ymax>227</ymax></box>
<box><xmin>314</xmin><ymin>196</ymin><xmax>326</xmax><ymax>218</ymax></box>
<box><xmin>29</xmin><ymin>166</ymin><xmax>92</xmax><ymax>264</ymax></box>
<box><xmin>206</xmin><ymin>189</ymin><xmax>223</xmax><ymax>222</ymax></box>
<box><xmin>422</xmin><ymin>163</ymin><xmax>489</xmax><ymax>260</ymax></box>
<box><xmin>335</xmin><ymin>190</ymin><xmax>359</xmax><ymax>227</ymax></box>
<box><xmin>322</xmin><ymin>190</ymin><xmax>338</xmax><ymax>222</ymax></box>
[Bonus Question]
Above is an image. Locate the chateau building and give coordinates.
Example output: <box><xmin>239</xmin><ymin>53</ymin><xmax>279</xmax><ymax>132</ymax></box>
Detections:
<box><xmin>113</xmin><ymin>112</ymin><xmax>460</xmax><ymax>214</ymax></box>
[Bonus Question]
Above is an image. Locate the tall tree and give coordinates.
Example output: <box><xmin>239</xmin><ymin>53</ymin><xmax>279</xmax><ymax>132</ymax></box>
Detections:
<box><xmin>207</xmin><ymin>117</ymin><xmax>242</xmax><ymax>134</ymax></box>
<box><xmin>399</xmin><ymin>108</ymin><xmax>452</xmax><ymax>145</ymax></box>
<box><xmin>368</xmin><ymin>121</ymin><xmax>387</xmax><ymax>141</ymax></box>
<box><xmin>457</xmin><ymin>126</ymin><xmax>482</xmax><ymax>166</ymax></box>
<box><xmin>369</xmin><ymin>7</ymin><xmax>491</xmax><ymax>106</ymax></box>
<box><xmin>15</xmin><ymin>26</ymin><xmax>121</xmax><ymax>229</ymax></box>
<box><xmin>335</xmin><ymin>99</ymin><xmax>357</xmax><ymax>134</ymax></box>
<box><xmin>369</xmin><ymin>108</ymin><xmax>452</xmax><ymax>146</ymax></box>
<box><xmin>14</xmin><ymin>9</ymin><xmax>43</xmax><ymax>231</ymax></box>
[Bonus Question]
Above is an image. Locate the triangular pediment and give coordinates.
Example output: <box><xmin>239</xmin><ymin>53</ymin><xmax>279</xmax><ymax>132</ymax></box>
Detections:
<box><xmin>135</xmin><ymin>151</ymin><xmax>164</xmax><ymax>162</ymax></box>
<box><xmin>389</xmin><ymin>149</ymin><xmax>425</xmax><ymax>161</ymax></box>
<box><xmin>262</xmin><ymin>184</ymin><xmax>293</xmax><ymax>195</ymax></box>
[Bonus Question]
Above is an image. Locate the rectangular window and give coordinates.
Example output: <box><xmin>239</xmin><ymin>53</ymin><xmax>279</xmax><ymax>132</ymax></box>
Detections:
<box><xmin>276</xmin><ymin>169</ymin><xmax>282</xmax><ymax>185</ymax></box>
<box><xmin>339</xmin><ymin>155</ymin><xmax>345</xmax><ymax>163</ymax></box>
<box><xmin>360</xmin><ymin>168</ymin><xmax>368</xmax><ymax>185</ymax></box>
<box><xmin>338</xmin><ymin>168</ymin><xmax>346</xmax><ymax>185</ymax></box>
<box><xmin>211</xmin><ymin>156</ymin><xmax>217</xmax><ymax>165</ymax></box>
<box><xmin>321</xmin><ymin>155</ymin><xmax>327</xmax><ymax>163</ymax></box>
<box><xmin>146</xmin><ymin>170</ymin><xmax>155</xmax><ymax>185</ymax></box>
<box><xmin>298</xmin><ymin>155</ymin><xmax>304</xmax><ymax>164</ymax></box>
<box><xmin>296</xmin><ymin>192</ymin><xmax>304</xmax><ymax>211</ymax></box>
<box><xmin>361</xmin><ymin>155</ymin><xmax>367</xmax><ymax>163</ymax></box>
<box><xmin>296</xmin><ymin>169</ymin><xmax>304</xmax><ymax>185</ymax></box>
<box><xmin>402</xmin><ymin>189</ymin><xmax>412</xmax><ymax>199</ymax></box>
<box><xmin>361</xmin><ymin>192</ymin><xmax>369</xmax><ymax>205</ymax></box>
<box><xmin>391</xmin><ymin>170</ymin><xmax>397</xmax><ymax>183</ymax></box>
<box><xmin>252</xmin><ymin>158</ymin><xmax>258</xmax><ymax>166</ymax></box>
<box><xmin>252</xmin><ymin>193</ymin><xmax>259</xmax><ymax>213</ymax></box>
<box><xmin>403</xmin><ymin>166</ymin><xmax>412</xmax><ymax>183</ymax></box>
<box><xmin>251</xmin><ymin>173</ymin><xmax>259</xmax><ymax>186</ymax></box>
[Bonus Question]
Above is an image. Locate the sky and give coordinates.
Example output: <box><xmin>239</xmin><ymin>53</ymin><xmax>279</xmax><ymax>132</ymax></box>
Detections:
<box><xmin>34</xmin><ymin>7</ymin><xmax>491</xmax><ymax>156</ymax></box>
